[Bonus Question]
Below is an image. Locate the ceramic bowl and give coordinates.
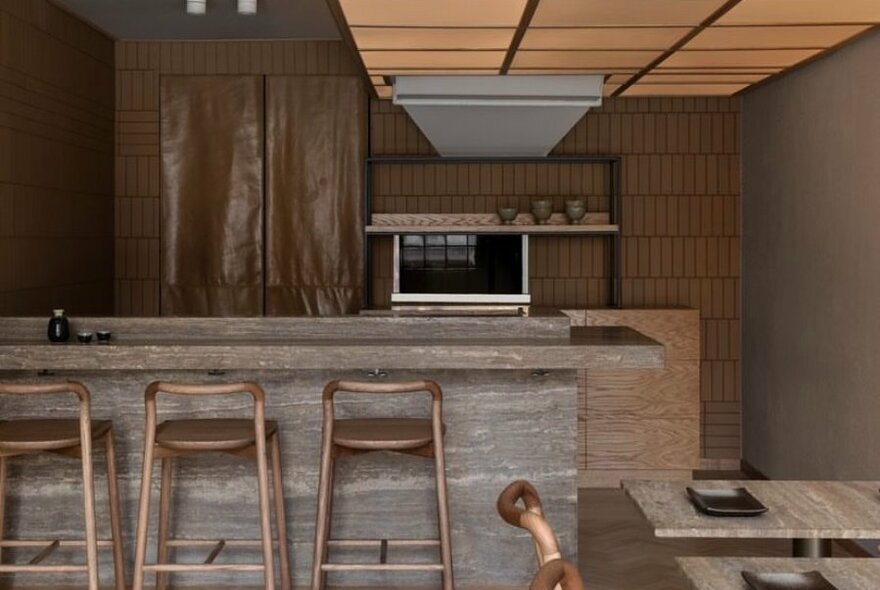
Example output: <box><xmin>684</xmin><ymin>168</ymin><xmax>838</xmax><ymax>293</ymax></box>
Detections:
<box><xmin>77</xmin><ymin>331</ymin><xmax>93</xmax><ymax>344</ymax></box>
<box><xmin>531</xmin><ymin>206</ymin><xmax>553</xmax><ymax>224</ymax></box>
<box><xmin>497</xmin><ymin>207</ymin><xmax>518</xmax><ymax>225</ymax></box>
<box><xmin>96</xmin><ymin>330</ymin><xmax>112</xmax><ymax>343</ymax></box>
<box><xmin>565</xmin><ymin>204</ymin><xmax>587</xmax><ymax>224</ymax></box>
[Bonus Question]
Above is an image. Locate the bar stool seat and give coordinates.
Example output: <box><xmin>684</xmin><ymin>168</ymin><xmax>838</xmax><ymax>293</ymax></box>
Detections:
<box><xmin>0</xmin><ymin>419</ymin><xmax>112</xmax><ymax>451</ymax></box>
<box><xmin>332</xmin><ymin>418</ymin><xmax>444</xmax><ymax>451</ymax></box>
<box><xmin>156</xmin><ymin>418</ymin><xmax>279</xmax><ymax>451</ymax></box>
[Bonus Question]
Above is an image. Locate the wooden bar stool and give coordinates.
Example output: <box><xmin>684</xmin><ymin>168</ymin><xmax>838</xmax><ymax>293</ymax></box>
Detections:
<box><xmin>132</xmin><ymin>381</ymin><xmax>291</xmax><ymax>590</ymax></box>
<box><xmin>497</xmin><ymin>480</ymin><xmax>585</xmax><ymax>590</ymax></box>
<box><xmin>311</xmin><ymin>379</ymin><xmax>454</xmax><ymax>590</ymax></box>
<box><xmin>0</xmin><ymin>381</ymin><xmax>125</xmax><ymax>590</ymax></box>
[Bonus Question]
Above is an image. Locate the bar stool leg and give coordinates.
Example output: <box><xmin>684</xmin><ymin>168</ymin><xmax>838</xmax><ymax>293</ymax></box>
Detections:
<box><xmin>133</xmin><ymin>434</ymin><xmax>157</xmax><ymax>590</ymax></box>
<box><xmin>156</xmin><ymin>458</ymin><xmax>174</xmax><ymax>590</ymax></box>
<box><xmin>255</xmin><ymin>430</ymin><xmax>276</xmax><ymax>590</ymax></box>
<box><xmin>434</xmin><ymin>441</ymin><xmax>454</xmax><ymax>590</ymax></box>
<box><xmin>0</xmin><ymin>456</ymin><xmax>6</xmax><ymax>564</ymax></box>
<box><xmin>104</xmin><ymin>429</ymin><xmax>127</xmax><ymax>590</ymax></box>
<box><xmin>310</xmin><ymin>435</ymin><xmax>334</xmax><ymax>590</ymax></box>
<box><xmin>269</xmin><ymin>433</ymin><xmax>292</xmax><ymax>590</ymax></box>
<box><xmin>320</xmin><ymin>457</ymin><xmax>336</xmax><ymax>590</ymax></box>
<box><xmin>80</xmin><ymin>426</ymin><xmax>100</xmax><ymax>590</ymax></box>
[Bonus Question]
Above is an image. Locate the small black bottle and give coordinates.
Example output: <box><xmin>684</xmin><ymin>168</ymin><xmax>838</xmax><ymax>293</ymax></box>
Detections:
<box><xmin>48</xmin><ymin>309</ymin><xmax>70</xmax><ymax>343</ymax></box>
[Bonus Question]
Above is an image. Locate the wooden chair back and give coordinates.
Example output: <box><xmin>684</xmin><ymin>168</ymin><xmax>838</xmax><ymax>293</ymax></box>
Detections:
<box><xmin>321</xmin><ymin>378</ymin><xmax>443</xmax><ymax>429</ymax></box>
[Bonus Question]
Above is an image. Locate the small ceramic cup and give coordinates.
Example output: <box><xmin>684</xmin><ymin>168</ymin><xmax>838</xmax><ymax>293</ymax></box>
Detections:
<box><xmin>497</xmin><ymin>207</ymin><xmax>518</xmax><ymax>225</ymax></box>
<box><xmin>77</xmin><ymin>331</ymin><xmax>93</xmax><ymax>344</ymax></box>
<box><xmin>96</xmin><ymin>330</ymin><xmax>112</xmax><ymax>344</ymax></box>
<box><xmin>565</xmin><ymin>199</ymin><xmax>587</xmax><ymax>224</ymax></box>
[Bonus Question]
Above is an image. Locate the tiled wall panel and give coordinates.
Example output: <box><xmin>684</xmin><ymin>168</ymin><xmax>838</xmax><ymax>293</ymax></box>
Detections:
<box><xmin>369</xmin><ymin>96</ymin><xmax>742</xmax><ymax>461</ymax></box>
<box><xmin>113</xmin><ymin>40</ymin><xmax>360</xmax><ymax>315</ymax></box>
<box><xmin>0</xmin><ymin>0</ymin><xmax>115</xmax><ymax>315</ymax></box>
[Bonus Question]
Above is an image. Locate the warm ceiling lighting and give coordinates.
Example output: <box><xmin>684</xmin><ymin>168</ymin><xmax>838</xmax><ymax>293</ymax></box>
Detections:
<box><xmin>622</xmin><ymin>83</ymin><xmax>750</xmax><ymax>96</ymax></box>
<box><xmin>361</xmin><ymin>51</ymin><xmax>507</xmax><ymax>70</ymax></box>
<box><xmin>238</xmin><ymin>0</ymin><xmax>257</xmax><ymax>15</ymax></box>
<box><xmin>662</xmin><ymin>48</ymin><xmax>822</xmax><ymax>69</ymax></box>
<box><xmin>520</xmin><ymin>27</ymin><xmax>691</xmax><ymax>51</ymax></box>
<box><xmin>717</xmin><ymin>0</ymin><xmax>880</xmax><ymax>25</ymax></box>
<box><xmin>339</xmin><ymin>0</ymin><xmax>526</xmax><ymax>27</ymax></box>
<box><xmin>512</xmin><ymin>50</ymin><xmax>663</xmax><ymax>70</ymax></box>
<box><xmin>351</xmin><ymin>28</ymin><xmax>515</xmax><ymax>51</ymax></box>
<box><xmin>684</xmin><ymin>25</ymin><xmax>872</xmax><ymax>50</ymax></box>
<box><xmin>532</xmin><ymin>0</ymin><xmax>728</xmax><ymax>26</ymax></box>
<box><xmin>186</xmin><ymin>0</ymin><xmax>206</xmax><ymax>15</ymax></box>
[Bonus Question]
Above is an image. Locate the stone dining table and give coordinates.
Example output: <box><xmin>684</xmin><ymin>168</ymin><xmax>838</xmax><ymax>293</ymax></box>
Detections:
<box><xmin>623</xmin><ymin>480</ymin><xmax>880</xmax><ymax>557</ymax></box>
<box><xmin>677</xmin><ymin>557</ymin><xmax>880</xmax><ymax>590</ymax></box>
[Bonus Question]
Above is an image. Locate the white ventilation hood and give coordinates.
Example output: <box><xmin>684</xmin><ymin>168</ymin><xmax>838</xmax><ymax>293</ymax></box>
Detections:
<box><xmin>392</xmin><ymin>75</ymin><xmax>604</xmax><ymax>158</ymax></box>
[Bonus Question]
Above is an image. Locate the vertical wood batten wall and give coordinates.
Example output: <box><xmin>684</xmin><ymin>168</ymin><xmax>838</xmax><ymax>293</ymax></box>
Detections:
<box><xmin>114</xmin><ymin>40</ymin><xmax>360</xmax><ymax>315</ymax></box>
<box><xmin>0</xmin><ymin>0</ymin><xmax>115</xmax><ymax>315</ymax></box>
<box><xmin>369</xmin><ymin>97</ymin><xmax>742</xmax><ymax>463</ymax></box>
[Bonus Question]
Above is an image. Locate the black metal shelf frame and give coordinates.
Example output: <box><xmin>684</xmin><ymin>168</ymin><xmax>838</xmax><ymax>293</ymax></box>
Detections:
<box><xmin>363</xmin><ymin>155</ymin><xmax>623</xmax><ymax>309</ymax></box>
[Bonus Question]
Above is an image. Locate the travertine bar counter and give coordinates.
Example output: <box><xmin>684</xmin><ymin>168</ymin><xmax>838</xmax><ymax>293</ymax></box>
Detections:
<box><xmin>0</xmin><ymin>316</ymin><xmax>662</xmax><ymax>587</ymax></box>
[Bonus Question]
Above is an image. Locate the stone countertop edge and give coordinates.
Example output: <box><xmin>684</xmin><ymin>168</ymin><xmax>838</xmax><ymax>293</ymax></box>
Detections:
<box><xmin>0</xmin><ymin>326</ymin><xmax>665</xmax><ymax>371</ymax></box>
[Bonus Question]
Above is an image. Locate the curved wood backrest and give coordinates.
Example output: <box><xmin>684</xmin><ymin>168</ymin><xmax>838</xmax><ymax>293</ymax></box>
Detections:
<box><xmin>321</xmin><ymin>379</ymin><xmax>443</xmax><ymax>433</ymax></box>
<box><xmin>529</xmin><ymin>559</ymin><xmax>585</xmax><ymax>590</ymax></box>
<box><xmin>323</xmin><ymin>379</ymin><xmax>442</xmax><ymax>401</ymax></box>
<box><xmin>143</xmin><ymin>381</ymin><xmax>268</xmax><ymax>449</ymax></box>
<box><xmin>0</xmin><ymin>380</ymin><xmax>95</xmax><ymax>460</ymax></box>
<box><xmin>497</xmin><ymin>480</ymin><xmax>562</xmax><ymax>565</ymax></box>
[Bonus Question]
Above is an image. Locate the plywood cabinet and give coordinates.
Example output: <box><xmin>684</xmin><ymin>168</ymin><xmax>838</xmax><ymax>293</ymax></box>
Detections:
<box><xmin>565</xmin><ymin>308</ymin><xmax>701</xmax><ymax>487</ymax></box>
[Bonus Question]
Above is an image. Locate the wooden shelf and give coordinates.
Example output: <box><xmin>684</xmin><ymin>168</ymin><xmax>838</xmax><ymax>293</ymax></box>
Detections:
<box><xmin>366</xmin><ymin>212</ymin><xmax>619</xmax><ymax>235</ymax></box>
<box><xmin>366</xmin><ymin>224</ymin><xmax>619</xmax><ymax>235</ymax></box>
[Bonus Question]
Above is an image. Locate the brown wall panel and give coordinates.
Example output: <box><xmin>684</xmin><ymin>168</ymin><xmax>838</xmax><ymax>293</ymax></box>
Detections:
<box><xmin>0</xmin><ymin>0</ymin><xmax>115</xmax><ymax>315</ymax></box>
<box><xmin>369</xmin><ymin>97</ymin><xmax>742</xmax><ymax>461</ymax></box>
<box><xmin>265</xmin><ymin>76</ymin><xmax>366</xmax><ymax>315</ymax></box>
<box><xmin>114</xmin><ymin>40</ymin><xmax>361</xmax><ymax>316</ymax></box>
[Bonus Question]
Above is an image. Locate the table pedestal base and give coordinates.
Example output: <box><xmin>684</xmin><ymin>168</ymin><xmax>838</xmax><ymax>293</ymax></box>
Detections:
<box><xmin>792</xmin><ymin>538</ymin><xmax>833</xmax><ymax>557</ymax></box>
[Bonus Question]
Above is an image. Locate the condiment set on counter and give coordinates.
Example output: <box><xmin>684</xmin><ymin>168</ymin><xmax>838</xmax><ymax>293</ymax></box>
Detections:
<box><xmin>496</xmin><ymin>199</ymin><xmax>588</xmax><ymax>225</ymax></box>
<box><xmin>47</xmin><ymin>309</ymin><xmax>112</xmax><ymax>344</ymax></box>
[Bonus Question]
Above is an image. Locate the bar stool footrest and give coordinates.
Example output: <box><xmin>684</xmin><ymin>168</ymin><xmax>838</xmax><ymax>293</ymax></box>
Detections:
<box><xmin>0</xmin><ymin>538</ymin><xmax>115</xmax><ymax>548</ymax></box>
<box><xmin>321</xmin><ymin>563</ymin><xmax>446</xmax><ymax>572</ymax></box>
<box><xmin>143</xmin><ymin>563</ymin><xmax>266</xmax><ymax>572</ymax></box>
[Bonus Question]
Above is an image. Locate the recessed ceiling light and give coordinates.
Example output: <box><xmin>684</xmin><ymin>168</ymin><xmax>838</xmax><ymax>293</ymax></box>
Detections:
<box><xmin>186</xmin><ymin>0</ymin><xmax>206</xmax><ymax>15</ymax></box>
<box><xmin>238</xmin><ymin>0</ymin><xmax>257</xmax><ymax>15</ymax></box>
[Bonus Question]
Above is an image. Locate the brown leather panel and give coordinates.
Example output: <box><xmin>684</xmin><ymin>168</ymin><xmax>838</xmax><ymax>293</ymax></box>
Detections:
<box><xmin>160</xmin><ymin>76</ymin><xmax>265</xmax><ymax>317</ymax></box>
<box><xmin>155</xmin><ymin>419</ymin><xmax>278</xmax><ymax>451</ymax></box>
<box><xmin>265</xmin><ymin>76</ymin><xmax>366</xmax><ymax>316</ymax></box>
<box><xmin>332</xmin><ymin>418</ymin><xmax>437</xmax><ymax>450</ymax></box>
<box><xmin>0</xmin><ymin>419</ymin><xmax>112</xmax><ymax>451</ymax></box>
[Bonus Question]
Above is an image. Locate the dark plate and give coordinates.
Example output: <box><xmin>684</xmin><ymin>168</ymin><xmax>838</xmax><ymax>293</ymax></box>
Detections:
<box><xmin>686</xmin><ymin>486</ymin><xmax>768</xmax><ymax>516</ymax></box>
<box><xmin>742</xmin><ymin>570</ymin><xmax>838</xmax><ymax>590</ymax></box>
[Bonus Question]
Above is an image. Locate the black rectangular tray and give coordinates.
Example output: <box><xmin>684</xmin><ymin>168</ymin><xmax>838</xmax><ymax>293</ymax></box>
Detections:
<box><xmin>742</xmin><ymin>570</ymin><xmax>838</xmax><ymax>590</ymax></box>
<box><xmin>685</xmin><ymin>486</ymin><xmax>768</xmax><ymax>517</ymax></box>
